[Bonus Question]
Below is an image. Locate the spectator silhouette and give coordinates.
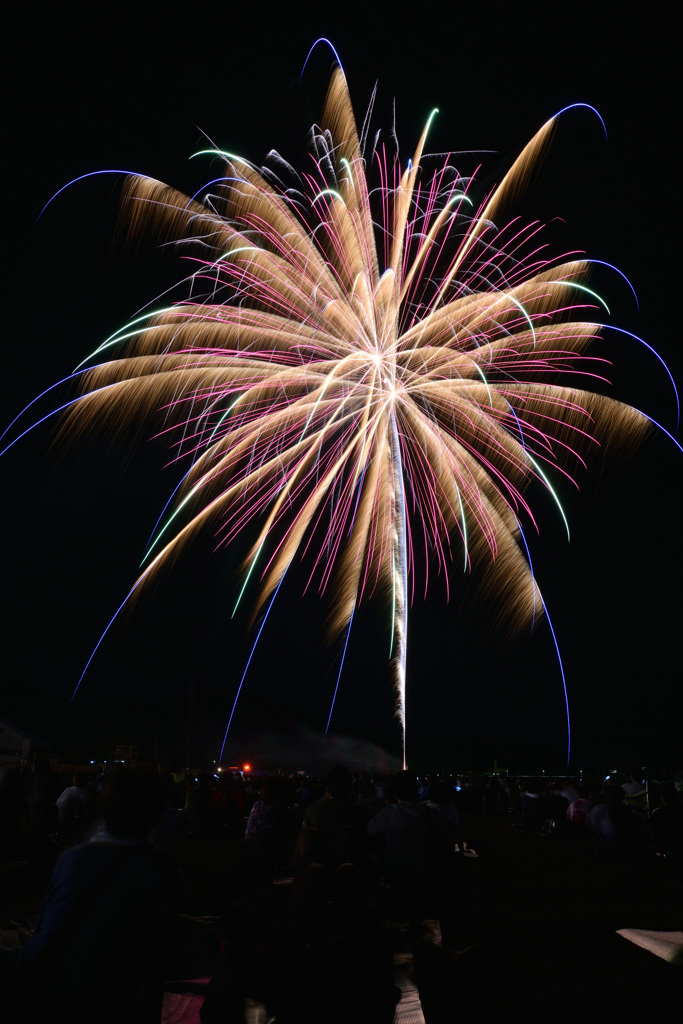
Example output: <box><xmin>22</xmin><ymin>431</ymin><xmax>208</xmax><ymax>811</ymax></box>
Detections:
<box><xmin>297</xmin><ymin>764</ymin><xmax>366</xmax><ymax>871</ymax></box>
<box><xmin>650</xmin><ymin>784</ymin><xmax>683</xmax><ymax>858</ymax></box>
<box><xmin>244</xmin><ymin>774</ymin><xmax>298</xmax><ymax>882</ymax></box>
<box><xmin>367</xmin><ymin>770</ymin><xmax>432</xmax><ymax>913</ymax></box>
<box><xmin>6</xmin><ymin>765</ymin><xmax>181</xmax><ymax>1024</ymax></box>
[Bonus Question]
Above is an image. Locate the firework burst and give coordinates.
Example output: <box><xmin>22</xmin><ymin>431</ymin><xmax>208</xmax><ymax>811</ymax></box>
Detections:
<box><xmin>8</xmin><ymin>57</ymin><xmax>673</xmax><ymax>766</ymax></box>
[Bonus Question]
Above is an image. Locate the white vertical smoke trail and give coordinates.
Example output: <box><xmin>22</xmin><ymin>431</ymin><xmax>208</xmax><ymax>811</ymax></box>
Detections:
<box><xmin>390</xmin><ymin>411</ymin><xmax>408</xmax><ymax>769</ymax></box>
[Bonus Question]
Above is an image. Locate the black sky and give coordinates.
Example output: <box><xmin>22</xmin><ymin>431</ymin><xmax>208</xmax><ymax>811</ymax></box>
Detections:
<box><xmin>2</xmin><ymin>3</ymin><xmax>681</xmax><ymax>770</ymax></box>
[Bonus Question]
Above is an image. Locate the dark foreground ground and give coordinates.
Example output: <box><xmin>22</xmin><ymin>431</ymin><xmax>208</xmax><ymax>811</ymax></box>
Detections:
<box><xmin>2</xmin><ymin>811</ymin><xmax>681</xmax><ymax>1020</ymax></box>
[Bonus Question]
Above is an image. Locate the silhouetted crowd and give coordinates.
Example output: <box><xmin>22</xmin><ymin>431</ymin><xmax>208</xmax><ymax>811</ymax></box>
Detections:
<box><xmin>1</xmin><ymin>756</ymin><xmax>681</xmax><ymax>1022</ymax></box>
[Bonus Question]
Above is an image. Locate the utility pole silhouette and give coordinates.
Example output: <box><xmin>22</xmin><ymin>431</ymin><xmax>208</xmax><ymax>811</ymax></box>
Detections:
<box><xmin>184</xmin><ymin>682</ymin><xmax>197</xmax><ymax>768</ymax></box>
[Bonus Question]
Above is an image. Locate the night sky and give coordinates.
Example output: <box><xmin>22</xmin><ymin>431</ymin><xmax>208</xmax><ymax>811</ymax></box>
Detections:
<box><xmin>3</xmin><ymin>4</ymin><xmax>681</xmax><ymax>771</ymax></box>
